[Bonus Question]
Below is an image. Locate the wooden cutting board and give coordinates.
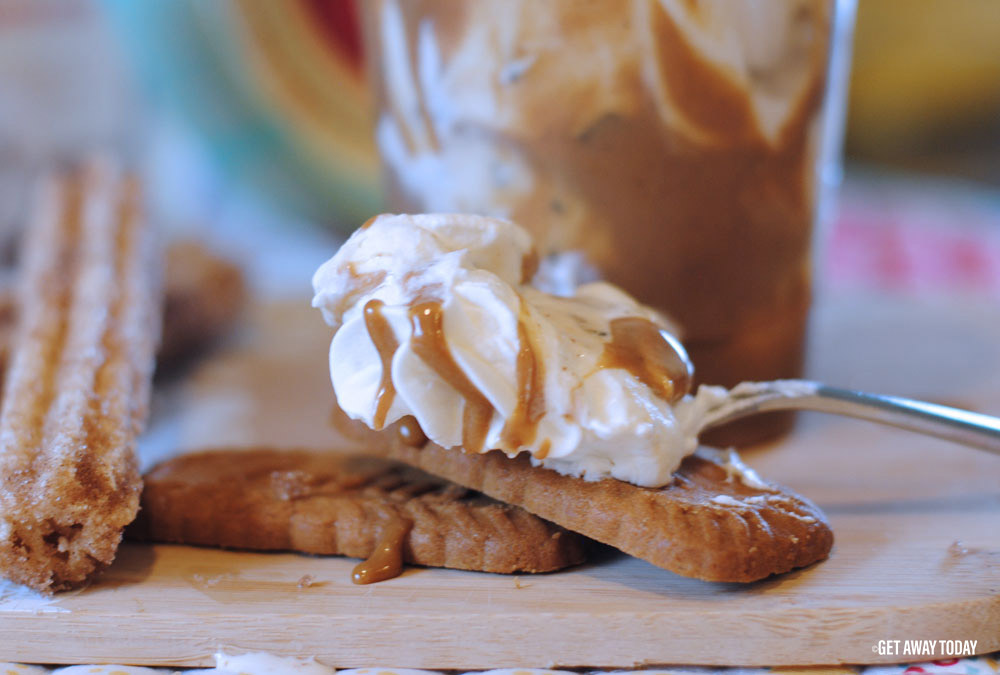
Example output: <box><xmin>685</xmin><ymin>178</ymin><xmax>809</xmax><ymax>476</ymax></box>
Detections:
<box><xmin>1</xmin><ymin>292</ymin><xmax>998</xmax><ymax>668</ymax></box>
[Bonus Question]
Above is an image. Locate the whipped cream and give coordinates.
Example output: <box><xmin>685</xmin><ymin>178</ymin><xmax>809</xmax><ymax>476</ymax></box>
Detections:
<box><xmin>312</xmin><ymin>213</ymin><xmax>722</xmax><ymax>487</ymax></box>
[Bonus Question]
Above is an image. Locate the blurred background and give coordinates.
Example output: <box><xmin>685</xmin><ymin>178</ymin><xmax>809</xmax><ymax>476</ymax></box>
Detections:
<box><xmin>0</xmin><ymin>0</ymin><xmax>998</xmax><ymax>298</ymax></box>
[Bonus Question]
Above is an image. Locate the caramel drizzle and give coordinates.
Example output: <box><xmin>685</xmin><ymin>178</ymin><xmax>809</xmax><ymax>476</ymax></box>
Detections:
<box><xmin>521</xmin><ymin>249</ymin><xmax>540</xmax><ymax>284</ymax></box>
<box><xmin>364</xmin><ymin>299</ymin><xmax>399</xmax><ymax>430</ymax></box>
<box><xmin>500</xmin><ymin>313</ymin><xmax>545</xmax><ymax>451</ymax></box>
<box><xmin>352</xmin><ymin>518</ymin><xmax>413</xmax><ymax>585</ymax></box>
<box><xmin>599</xmin><ymin>317</ymin><xmax>693</xmax><ymax>404</ymax></box>
<box><xmin>364</xmin><ymin>296</ymin><xmax>547</xmax><ymax>455</ymax></box>
<box><xmin>409</xmin><ymin>301</ymin><xmax>494</xmax><ymax>453</ymax></box>
<box><xmin>396</xmin><ymin>415</ymin><xmax>428</xmax><ymax>447</ymax></box>
<box><xmin>364</xmin><ymin>302</ymin><xmax>688</xmax><ymax>460</ymax></box>
<box><xmin>535</xmin><ymin>439</ymin><xmax>552</xmax><ymax>460</ymax></box>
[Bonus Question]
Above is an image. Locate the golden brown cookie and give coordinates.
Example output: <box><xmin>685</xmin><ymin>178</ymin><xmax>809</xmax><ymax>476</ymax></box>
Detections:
<box><xmin>130</xmin><ymin>448</ymin><xmax>588</xmax><ymax>575</ymax></box>
<box><xmin>352</xmin><ymin>419</ymin><xmax>833</xmax><ymax>583</ymax></box>
<box><xmin>159</xmin><ymin>240</ymin><xmax>246</xmax><ymax>364</ymax></box>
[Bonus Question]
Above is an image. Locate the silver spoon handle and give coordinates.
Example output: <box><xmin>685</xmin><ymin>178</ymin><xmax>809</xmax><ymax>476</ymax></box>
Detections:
<box><xmin>702</xmin><ymin>380</ymin><xmax>1000</xmax><ymax>456</ymax></box>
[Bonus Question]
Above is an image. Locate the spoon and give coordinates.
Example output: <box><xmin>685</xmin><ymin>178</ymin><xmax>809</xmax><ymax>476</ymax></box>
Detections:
<box><xmin>697</xmin><ymin>380</ymin><xmax>1000</xmax><ymax>457</ymax></box>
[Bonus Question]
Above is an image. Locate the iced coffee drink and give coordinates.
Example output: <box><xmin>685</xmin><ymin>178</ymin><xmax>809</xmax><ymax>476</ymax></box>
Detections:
<box><xmin>363</xmin><ymin>0</ymin><xmax>852</xmax><ymax>443</ymax></box>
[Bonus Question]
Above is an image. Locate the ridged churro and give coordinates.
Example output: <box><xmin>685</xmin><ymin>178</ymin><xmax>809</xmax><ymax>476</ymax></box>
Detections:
<box><xmin>0</xmin><ymin>241</ymin><xmax>245</xmax><ymax>381</ymax></box>
<box><xmin>0</xmin><ymin>160</ymin><xmax>161</xmax><ymax>592</ymax></box>
<box><xmin>0</xmin><ymin>275</ymin><xmax>15</xmax><ymax>387</ymax></box>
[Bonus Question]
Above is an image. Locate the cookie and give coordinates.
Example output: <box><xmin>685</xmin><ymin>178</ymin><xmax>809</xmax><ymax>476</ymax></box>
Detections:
<box><xmin>159</xmin><ymin>240</ymin><xmax>246</xmax><ymax>364</ymax></box>
<box><xmin>355</xmin><ymin>419</ymin><xmax>833</xmax><ymax>583</ymax></box>
<box><xmin>129</xmin><ymin>448</ymin><xmax>587</xmax><ymax>575</ymax></box>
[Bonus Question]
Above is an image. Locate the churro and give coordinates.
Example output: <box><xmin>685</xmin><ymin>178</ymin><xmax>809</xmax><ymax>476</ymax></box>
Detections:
<box><xmin>0</xmin><ymin>241</ymin><xmax>245</xmax><ymax>379</ymax></box>
<box><xmin>0</xmin><ymin>160</ymin><xmax>161</xmax><ymax>592</ymax></box>
<box><xmin>0</xmin><ymin>275</ymin><xmax>15</xmax><ymax>387</ymax></box>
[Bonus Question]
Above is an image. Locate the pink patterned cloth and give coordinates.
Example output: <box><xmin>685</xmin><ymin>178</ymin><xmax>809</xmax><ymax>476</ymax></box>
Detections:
<box><xmin>827</xmin><ymin>174</ymin><xmax>1000</xmax><ymax>298</ymax></box>
<box><xmin>2</xmin><ymin>655</ymin><xmax>998</xmax><ymax>674</ymax></box>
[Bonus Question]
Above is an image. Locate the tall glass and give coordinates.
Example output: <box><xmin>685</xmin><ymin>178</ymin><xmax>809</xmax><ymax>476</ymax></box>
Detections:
<box><xmin>362</xmin><ymin>0</ymin><xmax>855</xmax><ymax>444</ymax></box>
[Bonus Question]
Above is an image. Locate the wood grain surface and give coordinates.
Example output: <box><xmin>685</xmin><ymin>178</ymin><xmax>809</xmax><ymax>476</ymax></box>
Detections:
<box><xmin>1</xmin><ymin>293</ymin><xmax>998</xmax><ymax>668</ymax></box>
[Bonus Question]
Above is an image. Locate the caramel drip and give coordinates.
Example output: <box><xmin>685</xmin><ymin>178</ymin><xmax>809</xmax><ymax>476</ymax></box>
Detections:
<box><xmin>500</xmin><ymin>314</ymin><xmax>545</xmax><ymax>450</ymax></box>
<box><xmin>396</xmin><ymin>415</ymin><xmax>428</xmax><ymax>447</ymax></box>
<box><xmin>409</xmin><ymin>301</ymin><xmax>493</xmax><ymax>453</ymax></box>
<box><xmin>521</xmin><ymin>249</ymin><xmax>540</xmax><ymax>283</ymax></box>
<box><xmin>351</xmin><ymin>518</ymin><xmax>413</xmax><ymax>585</ymax></box>
<box><xmin>359</xmin><ymin>215</ymin><xmax>378</xmax><ymax>230</ymax></box>
<box><xmin>535</xmin><ymin>439</ymin><xmax>552</xmax><ymax>460</ymax></box>
<box><xmin>599</xmin><ymin>317</ymin><xmax>693</xmax><ymax>404</ymax></box>
<box><xmin>364</xmin><ymin>299</ymin><xmax>399</xmax><ymax>430</ymax></box>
